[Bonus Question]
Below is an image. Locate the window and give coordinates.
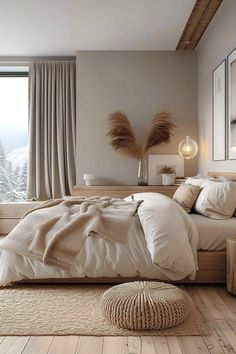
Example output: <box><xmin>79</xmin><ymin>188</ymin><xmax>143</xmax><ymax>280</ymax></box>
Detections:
<box><xmin>0</xmin><ymin>67</ymin><xmax>29</xmax><ymax>202</ymax></box>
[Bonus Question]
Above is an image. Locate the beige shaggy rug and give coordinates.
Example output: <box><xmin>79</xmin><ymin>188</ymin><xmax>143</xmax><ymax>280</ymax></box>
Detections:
<box><xmin>0</xmin><ymin>284</ymin><xmax>209</xmax><ymax>336</ymax></box>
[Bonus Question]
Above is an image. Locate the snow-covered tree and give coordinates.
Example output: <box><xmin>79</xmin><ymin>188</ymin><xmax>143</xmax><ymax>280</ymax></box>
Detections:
<box><xmin>0</xmin><ymin>141</ymin><xmax>9</xmax><ymax>201</ymax></box>
<box><xmin>17</xmin><ymin>162</ymin><xmax>28</xmax><ymax>196</ymax></box>
<box><xmin>0</xmin><ymin>140</ymin><xmax>28</xmax><ymax>202</ymax></box>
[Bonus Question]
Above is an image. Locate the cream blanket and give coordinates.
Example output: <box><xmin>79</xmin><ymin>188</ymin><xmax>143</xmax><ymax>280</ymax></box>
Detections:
<box><xmin>0</xmin><ymin>197</ymin><xmax>141</xmax><ymax>270</ymax></box>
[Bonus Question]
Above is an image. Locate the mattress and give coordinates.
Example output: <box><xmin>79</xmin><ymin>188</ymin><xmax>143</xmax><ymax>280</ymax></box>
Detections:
<box><xmin>190</xmin><ymin>213</ymin><xmax>236</xmax><ymax>251</ymax></box>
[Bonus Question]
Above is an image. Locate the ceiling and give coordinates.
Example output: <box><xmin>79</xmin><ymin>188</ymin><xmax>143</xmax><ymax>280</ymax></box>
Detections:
<box><xmin>0</xmin><ymin>0</ymin><xmax>195</xmax><ymax>56</ymax></box>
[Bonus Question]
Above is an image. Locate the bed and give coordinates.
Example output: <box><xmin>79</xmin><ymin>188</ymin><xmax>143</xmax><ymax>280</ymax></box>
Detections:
<box><xmin>0</xmin><ymin>171</ymin><xmax>234</xmax><ymax>285</ymax></box>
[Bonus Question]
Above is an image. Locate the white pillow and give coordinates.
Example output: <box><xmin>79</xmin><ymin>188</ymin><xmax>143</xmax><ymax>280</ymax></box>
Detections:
<box><xmin>185</xmin><ymin>176</ymin><xmax>207</xmax><ymax>187</ymax></box>
<box><xmin>195</xmin><ymin>180</ymin><xmax>236</xmax><ymax>219</ymax></box>
<box><xmin>185</xmin><ymin>175</ymin><xmax>229</xmax><ymax>187</ymax></box>
<box><xmin>208</xmin><ymin>176</ymin><xmax>229</xmax><ymax>182</ymax></box>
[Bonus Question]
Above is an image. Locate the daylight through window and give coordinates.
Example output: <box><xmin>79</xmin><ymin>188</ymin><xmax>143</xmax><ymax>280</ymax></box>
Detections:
<box><xmin>0</xmin><ymin>68</ymin><xmax>29</xmax><ymax>202</ymax></box>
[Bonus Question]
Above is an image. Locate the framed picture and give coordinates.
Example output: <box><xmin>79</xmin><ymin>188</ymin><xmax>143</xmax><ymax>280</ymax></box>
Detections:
<box><xmin>148</xmin><ymin>154</ymin><xmax>184</xmax><ymax>185</ymax></box>
<box><xmin>212</xmin><ymin>60</ymin><xmax>226</xmax><ymax>161</ymax></box>
<box><xmin>228</xmin><ymin>48</ymin><xmax>236</xmax><ymax>159</ymax></box>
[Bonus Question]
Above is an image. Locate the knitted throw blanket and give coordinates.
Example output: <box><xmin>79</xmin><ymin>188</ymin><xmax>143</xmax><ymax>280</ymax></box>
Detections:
<box><xmin>0</xmin><ymin>197</ymin><xmax>141</xmax><ymax>270</ymax></box>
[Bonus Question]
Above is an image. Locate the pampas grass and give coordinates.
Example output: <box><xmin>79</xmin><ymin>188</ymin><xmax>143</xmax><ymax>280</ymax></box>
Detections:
<box><xmin>144</xmin><ymin>112</ymin><xmax>176</xmax><ymax>153</ymax></box>
<box><xmin>107</xmin><ymin>111</ymin><xmax>142</xmax><ymax>160</ymax></box>
<box><xmin>107</xmin><ymin>111</ymin><xmax>176</xmax><ymax>160</ymax></box>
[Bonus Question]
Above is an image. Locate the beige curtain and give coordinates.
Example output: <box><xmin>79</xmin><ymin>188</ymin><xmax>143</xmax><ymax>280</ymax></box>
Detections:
<box><xmin>27</xmin><ymin>61</ymin><xmax>76</xmax><ymax>200</ymax></box>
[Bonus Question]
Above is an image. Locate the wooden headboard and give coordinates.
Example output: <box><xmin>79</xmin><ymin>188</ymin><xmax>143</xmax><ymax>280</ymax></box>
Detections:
<box><xmin>207</xmin><ymin>172</ymin><xmax>236</xmax><ymax>181</ymax></box>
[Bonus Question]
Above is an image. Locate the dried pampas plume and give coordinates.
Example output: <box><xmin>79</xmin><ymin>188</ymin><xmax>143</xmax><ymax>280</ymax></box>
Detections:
<box><xmin>107</xmin><ymin>111</ymin><xmax>142</xmax><ymax>160</ymax></box>
<box><xmin>107</xmin><ymin>110</ymin><xmax>176</xmax><ymax>159</ymax></box>
<box><xmin>144</xmin><ymin>112</ymin><xmax>176</xmax><ymax>153</ymax></box>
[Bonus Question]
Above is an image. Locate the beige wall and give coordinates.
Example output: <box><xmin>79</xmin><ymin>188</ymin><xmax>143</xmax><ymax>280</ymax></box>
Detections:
<box><xmin>197</xmin><ymin>0</ymin><xmax>236</xmax><ymax>175</ymax></box>
<box><xmin>76</xmin><ymin>51</ymin><xmax>197</xmax><ymax>185</ymax></box>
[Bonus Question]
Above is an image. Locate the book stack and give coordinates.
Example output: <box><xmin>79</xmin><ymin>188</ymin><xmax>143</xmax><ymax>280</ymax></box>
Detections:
<box><xmin>175</xmin><ymin>177</ymin><xmax>187</xmax><ymax>185</ymax></box>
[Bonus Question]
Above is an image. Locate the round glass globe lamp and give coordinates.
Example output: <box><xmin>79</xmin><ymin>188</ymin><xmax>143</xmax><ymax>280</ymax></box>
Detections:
<box><xmin>178</xmin><ymin>136</ymin><xmax>198</xmax><ymax>159</ymax></box>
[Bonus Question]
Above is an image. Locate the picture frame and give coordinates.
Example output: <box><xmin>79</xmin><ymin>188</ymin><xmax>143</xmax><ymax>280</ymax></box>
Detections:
<box><xmin>227</xmin><ymin>47</ymin><xmax>236</xmax><ymax>160</ymax></box>
<box><xmin>148</xmin><ymin>154</ymin><xmax>184</xmax><ymax>185</ymax></box>
<box><xmin>212</xmin><ymin>60</ymin><xmax>226</xmax><ymax>161</ymax></box>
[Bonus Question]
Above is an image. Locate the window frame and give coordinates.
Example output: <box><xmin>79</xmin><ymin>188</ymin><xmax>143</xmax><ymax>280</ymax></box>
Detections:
<box><xmin>0</xmin><ymin>66</ymin><xmax>29</xmax><ymax>77</ymax></box>
<box><xmin>0</xmin><ymin>71</ymin><xmax>28</xmax><ymax>77</ymax></box>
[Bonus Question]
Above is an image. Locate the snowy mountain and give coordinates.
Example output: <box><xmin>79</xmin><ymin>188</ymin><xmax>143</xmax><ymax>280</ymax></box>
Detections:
<box><xmin>7</xmin><ymin>145</ymin><xmax>28</xmax><ymax>168</ymax></box>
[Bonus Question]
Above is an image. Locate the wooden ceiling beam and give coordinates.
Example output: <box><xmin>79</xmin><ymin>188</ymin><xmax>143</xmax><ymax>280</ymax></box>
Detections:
<box><xmin>176</xmin><ymin>0</ymin><xmax>223</xmax><ymax>50</ymax></box>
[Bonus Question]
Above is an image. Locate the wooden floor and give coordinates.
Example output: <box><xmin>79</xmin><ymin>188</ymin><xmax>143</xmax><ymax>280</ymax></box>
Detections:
<box><xmin>0</xmin><ymin>285</ymin><xmax>236</xmax><ymax>354</ymax></box>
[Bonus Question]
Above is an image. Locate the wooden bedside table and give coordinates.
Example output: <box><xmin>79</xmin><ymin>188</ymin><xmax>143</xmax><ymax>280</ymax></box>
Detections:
<box><xmin>0</xmin><ymin>202</ymin><xmax>42</xmax><ymax>236</ymax></box>
<box><xmin>227</xmin><ymin>237</ymin><xmax>236</xmax><ymax>295</ymax></box>
<box><xmin>72</xmin><ymin>185</ymin><xmax>179</xmax><ymax>199</ymax></box>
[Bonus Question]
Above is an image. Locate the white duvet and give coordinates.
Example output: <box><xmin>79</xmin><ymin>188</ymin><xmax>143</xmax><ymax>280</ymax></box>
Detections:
<box><xmin>0</xmin><ymin>193</ymin><xmax>198</xmax><ymax>286</ymax></box>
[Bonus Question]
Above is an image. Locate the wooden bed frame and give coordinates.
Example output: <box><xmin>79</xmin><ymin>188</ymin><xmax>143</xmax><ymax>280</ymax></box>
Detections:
<box><xmin>0</xmin><ymin>171</ymin><xmax>234</xmax><ymax>284</ymax></box>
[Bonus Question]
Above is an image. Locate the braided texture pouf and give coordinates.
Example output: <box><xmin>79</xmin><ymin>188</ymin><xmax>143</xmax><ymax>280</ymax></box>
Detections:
<box><xmin>100</xmin><ymin>281</ymin><xmax>190</xmax><ymax>330</ymax></box>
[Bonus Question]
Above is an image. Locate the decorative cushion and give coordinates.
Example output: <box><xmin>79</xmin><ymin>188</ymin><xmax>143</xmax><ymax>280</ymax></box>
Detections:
<box><xmin>100</xmin><ymin>281</ymin><xmax>190</xmax><ymax>330</ymax></box>
<box><xmin>195</xmin><ymin>180</ymin><xmax>236</xmax><ymax>219</ymax></box>
<box><xmin>173</xmin><ymin>184</ymin><xmax>201</xmax><ymax>213</ymax></box>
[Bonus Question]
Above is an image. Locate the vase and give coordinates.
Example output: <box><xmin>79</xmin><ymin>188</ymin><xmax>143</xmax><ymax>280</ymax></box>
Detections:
<box><xmin>137</xmin><ymin>158</ymin><xmax>148</xmax><ymax>186</ymax></box>
<box><xmin>161</xmin><ymin>173</ymin><xmax>176</xmax><ymax>186</ymax></box>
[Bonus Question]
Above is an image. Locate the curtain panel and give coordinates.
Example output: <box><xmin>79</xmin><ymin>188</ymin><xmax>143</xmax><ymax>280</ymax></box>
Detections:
<box><xmin>27</xmin><ymin>61</ymin><xmax>76</xmax><ymax>200</ymax></box>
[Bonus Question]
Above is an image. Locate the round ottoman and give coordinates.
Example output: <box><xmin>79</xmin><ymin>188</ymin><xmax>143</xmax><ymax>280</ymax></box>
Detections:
<box><xmin>100</xmin><ymin>281</ymin><xmax>190</xmax><ymax>330</ymax></box>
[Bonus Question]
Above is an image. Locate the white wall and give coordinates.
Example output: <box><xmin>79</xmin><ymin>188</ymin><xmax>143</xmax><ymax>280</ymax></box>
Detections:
<box><xmin>76</xmin><ymin>51</ymin><xmax>197</xmax><ymax>185</ymax></box>
<box><xmin>197</xmin><ymin>0</ymin><xmax>236</xmax><ymax>174</ymax></box>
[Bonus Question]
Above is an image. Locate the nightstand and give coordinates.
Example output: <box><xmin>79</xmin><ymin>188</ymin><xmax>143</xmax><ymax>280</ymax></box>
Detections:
<box><xmin>72</xmin><ymin>185</ymin><xmax>179</xmax><ymax>199</ymax></box>
<box><xmin>0</xmin><ymin>202</ymin><xmax>42</xmax><ymax>236</ymax></box>
<box><xmin>227</xmin><ymin>237</ymin><xmax>236</xmax><ymax>295</ymax></box>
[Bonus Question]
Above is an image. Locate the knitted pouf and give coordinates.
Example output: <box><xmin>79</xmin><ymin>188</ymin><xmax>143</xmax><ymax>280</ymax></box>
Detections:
<box><xmin>100</xmin><ymin>281</ymin><xmax>190</xmax><ymax>330</ymax></box>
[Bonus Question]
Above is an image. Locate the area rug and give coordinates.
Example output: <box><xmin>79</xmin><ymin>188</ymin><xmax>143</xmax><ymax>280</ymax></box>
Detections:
<box><xmin>0</xmin><ymin>284</ymin><xmax>209</xmax><ymax>336</ymax></box>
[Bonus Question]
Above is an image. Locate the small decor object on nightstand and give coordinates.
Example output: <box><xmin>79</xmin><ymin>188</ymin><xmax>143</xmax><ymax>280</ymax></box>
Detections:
<box><xmin>137</xmin><ymin>158</ymin><xmax>148</xmax><ymax>186</ymax></box>
<box><xmin>160</xmin><ymin>166</ymin><xmax>176</xmax><ymax>185</ymax></box>
<box><xmin>227</xmin><ymin>237</ymin><xmax>236</xmax><ymax>295</ymax></box>
<box><xmin>83</xmin><ymin>174</ymin><xmax>95</xmax><ymax>186</ymax></box>
<box><xmin>107</xmin><ymin>111</ymin><xmax>176</xmax><ymax>186</ymax></box>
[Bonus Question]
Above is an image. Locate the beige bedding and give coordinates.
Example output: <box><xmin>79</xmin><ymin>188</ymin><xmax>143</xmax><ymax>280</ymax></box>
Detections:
<box><xmin>0</xmin><ymin>193</ymin><xmax>198</xmax><ymax>286</ymax></box>
<box><xmin>0</xmin><ymin>197</ymin><xmax>141</xmax><ymax>270</ymax></box>
<box><xmin>190</xmin><ymin>213</ymin><xmax>236</xmax><ymax>250</ymax></box>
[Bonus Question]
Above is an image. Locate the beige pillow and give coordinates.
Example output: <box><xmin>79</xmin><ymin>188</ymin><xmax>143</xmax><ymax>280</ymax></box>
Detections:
<box><xmin>173</xmin><ymin>184</ymin><xmax>201</xmax><ymax>213</ymax></box>
<box><xmin>195</xmin><ymin>180</ymin><xmax>236</xmax><ymax>219</ymax></box>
